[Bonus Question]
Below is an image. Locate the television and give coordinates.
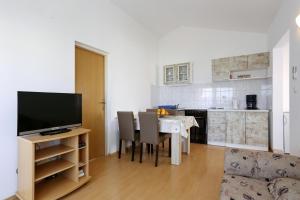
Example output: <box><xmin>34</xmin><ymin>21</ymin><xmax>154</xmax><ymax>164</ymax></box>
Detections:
<box><xmin>18</xmin><ymin>91</ymin><xmax>82</xmax><ymax>136</ymax></box>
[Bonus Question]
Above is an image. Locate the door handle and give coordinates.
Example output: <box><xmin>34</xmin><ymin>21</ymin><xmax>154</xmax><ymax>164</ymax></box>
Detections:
<box><xmin>99</xmin><ymin>101</ymin><xmax>106</xmax><ymax>104</ymax></box>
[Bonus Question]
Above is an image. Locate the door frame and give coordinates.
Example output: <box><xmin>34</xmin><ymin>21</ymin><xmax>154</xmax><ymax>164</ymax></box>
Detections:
<box><xmin>75</xmin><ymin>41</ymin><xmax>109</xmax><ymax>156</ymax></box>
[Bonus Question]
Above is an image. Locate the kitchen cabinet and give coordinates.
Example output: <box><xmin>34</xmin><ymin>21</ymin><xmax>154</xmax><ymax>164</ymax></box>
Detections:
<box><xmin>207</xmin><ymin>110</ymin><xmax>269</xmax><ymax>150</ymax></box>
<box><xmin>212</xmin><ymin>58</ymin><xmax>230</xmax><ymax>81</ymax></box>
<box><xmin>245</xmin><ymin>112</ymin><xmax>268</xmax><ymax>147</ymax></box>
<box><xmin>247</xmin><ymin>52</ymin><xmax>270</xmax><ymax>70</ymax></box>
<box><xmin>212</xmin><ymin>52</ymin><xmax>271</xmax><ymax>81</ymax></box>
<box><xmin>164</xmin><ymin>65</ymin><xmax>176</xmax><ymax>85</ymax></box>
<box><xmin>226</xmin><ymin>112</ymin><xmax>245</xmax><ymax>144</ymax></box>
<box><xmin>229</xmin><ymin>56</ymin><xmax>247</xmax><ymax>71</ymax></box>
<box><xmin>207</xmin><ymin>111</ymin><xmax>226</xmax><ymax>145</ymax></box>
<box><xmin>164</xmin><ymin>63</ymin><xmax>191</xmax><ymax>85</ymax></box>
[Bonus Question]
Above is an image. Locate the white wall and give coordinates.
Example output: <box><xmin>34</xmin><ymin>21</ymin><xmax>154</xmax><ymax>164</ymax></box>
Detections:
<box><xmin>272</xmin><ymin>31</ymin><xmax>289</xmax><ymax>152</ymax></box>
<box><xmin>0</xmin><ymin>0</ymin><xmax>157</xmax><ymax>198</ymax></box>
<box><xmin>268</xmin><ymin>0</ymin><xmax>300</xmax><ymax>156</ymax></box>
<box><xmin>158</xmin><ymin>27</ymin><xmax>268</xmax><ymax>85</ymax></box>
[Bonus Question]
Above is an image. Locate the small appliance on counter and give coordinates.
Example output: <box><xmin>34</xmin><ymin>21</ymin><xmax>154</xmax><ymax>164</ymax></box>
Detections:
<box><xmin>246</xmin><ymin>94</ymin><xmax>258</xmax><ymax>110</ymax></box>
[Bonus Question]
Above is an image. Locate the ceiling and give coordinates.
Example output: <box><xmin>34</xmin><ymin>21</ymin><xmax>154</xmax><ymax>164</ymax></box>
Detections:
<box><xmin>111</xmin><ymin>0</ymin><xmax>283</xmax><ymax>37</ymax></box>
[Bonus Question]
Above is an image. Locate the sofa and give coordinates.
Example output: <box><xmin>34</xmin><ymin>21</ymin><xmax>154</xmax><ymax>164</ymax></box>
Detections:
<box><xmin>220</xmin><ymin>148</ymin><xmax>300</xmax><ymax>200</ymax></box>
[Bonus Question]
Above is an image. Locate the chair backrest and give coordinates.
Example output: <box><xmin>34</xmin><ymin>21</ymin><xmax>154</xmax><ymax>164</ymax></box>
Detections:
<box><xmin>117</xmin><ymin>111</ymin><xmax>135</xmax><ymax>141</ymax></box>
<box><xmin>146</xmin><ymin>109</ymin><xmax>157</xmax><ymax>113</ymax></box>
<box><xmin>138</xmin><ymin>112</ymin><xmax>159</xmax><ymax>145</ymax></box>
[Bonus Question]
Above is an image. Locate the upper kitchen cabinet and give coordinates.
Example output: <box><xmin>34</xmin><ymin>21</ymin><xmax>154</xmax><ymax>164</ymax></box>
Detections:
<box><xmin>212</xmin><ymin>52</ymin><xmax>271</xmax><ymax>82</ymax></box>
<box><xmin>164</xmin><ymin>63</ymin><xmax>192</xmax><ymax>85</ymax></box>
<box><xmin>229</xmin><ymin>55</ymin><xmax>248</xmax><ymax>71</ymax></box>
<box><xmin>212</xmin><ymin>58</ymin><xmax>230</xmax><ymax>81</ymax></box>
<box><xmin>247</xmin><ymin>52</ymin><xmax>270</xmax><ymax>69</ymax></box>
<box><xmin>164</xmin><ymin>65</ymin><xmax>176</xmax><ymax>85</ymax></box>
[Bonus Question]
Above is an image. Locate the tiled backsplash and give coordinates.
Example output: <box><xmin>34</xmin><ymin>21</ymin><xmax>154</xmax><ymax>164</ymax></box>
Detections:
<box><xmin>151</xmin><ymin>79</ymin><xmax>272</xmax><ymax>110</ymax></box>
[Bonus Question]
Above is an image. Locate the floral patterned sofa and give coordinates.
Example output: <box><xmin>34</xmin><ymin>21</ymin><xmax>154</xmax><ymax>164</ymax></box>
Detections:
<box><xmin>220</xmin><ymin>148</ymin><xmax>300</xmax><ymax>200</ymax></box>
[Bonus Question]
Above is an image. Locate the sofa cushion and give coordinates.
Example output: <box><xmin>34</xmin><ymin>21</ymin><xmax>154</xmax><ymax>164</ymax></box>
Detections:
<box><xmin>268</xmin><ymin>178</ymin><xmax>300</xmax><ymax>200</ymax></box>
<box><xmin>220</xmin><ymin>175</ymin><xmax>273</xmax><ymax>200</ymax></box>
<box><xmin>255</xmin><ymin>152</ymin><xmax>300</xmax><ymax>181</ymax></box>
<box><xmin>224</xmin><ymin>148</ymin><xmax>258</xmax><ymax>178</ymax></box>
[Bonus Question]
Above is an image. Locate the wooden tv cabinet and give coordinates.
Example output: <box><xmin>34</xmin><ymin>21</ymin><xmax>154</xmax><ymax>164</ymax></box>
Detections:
<box><xmin>16</xmin><ymin>128</ymin><xmax>91</xmax><ymax>200</ymax></box>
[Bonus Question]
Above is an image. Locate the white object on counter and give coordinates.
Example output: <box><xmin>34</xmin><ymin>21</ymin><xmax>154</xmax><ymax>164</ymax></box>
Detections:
<box><xmin>232</xmin><ymin>98</ymin><xmax>239</xmax><ymax>110</ymax></box>
<box><xmin>207</xmin><ymin>109</ymin><xmax>270</xmax><ymax>112</ymax></box>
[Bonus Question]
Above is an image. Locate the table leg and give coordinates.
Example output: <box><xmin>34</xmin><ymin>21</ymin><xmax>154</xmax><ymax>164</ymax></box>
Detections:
<box><xmin>182</xmin><ymin>129</ymin><xmax>191</xmax><ymax>154</ymax></box>
<box><xmin>121</xmin><ymin>140</ymin><xmax>126</xmax><ymax>154</ymax></box>
<box><xmin>171</xmin><ymin>132</ymin><xmax>181</xmax><ymax>165</ymax></box>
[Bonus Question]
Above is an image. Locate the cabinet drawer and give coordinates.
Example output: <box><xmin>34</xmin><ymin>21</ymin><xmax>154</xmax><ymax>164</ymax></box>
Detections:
<box><xmin>246</xmin><ymin>112</ymin><xmax>268</xmax><ymax>124</ymax></box>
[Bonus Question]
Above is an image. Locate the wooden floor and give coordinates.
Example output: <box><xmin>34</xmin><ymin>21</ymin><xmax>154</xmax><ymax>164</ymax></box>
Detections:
<box><xmin>64</xmin><ymin>144</ymin><xmax>225</xmax><ymax>200</ymax></box>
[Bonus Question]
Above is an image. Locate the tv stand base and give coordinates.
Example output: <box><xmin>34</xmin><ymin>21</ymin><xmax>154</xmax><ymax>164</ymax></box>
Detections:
<box><xmin>40</xmin><ymin>128</ymin><xmax>72</xmax><ymax>136</ymax></box>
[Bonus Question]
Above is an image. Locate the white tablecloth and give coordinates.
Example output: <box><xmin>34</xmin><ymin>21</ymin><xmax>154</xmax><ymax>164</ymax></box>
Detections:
<box><xmin>135</xmin><ymin>115</ymin><xmax>199</xmax><ymax>165</ymax></box>
<box><xmin>135</xmin><ymin>116</ymin><xmax>199</xmax><ymax>137</ymax></box>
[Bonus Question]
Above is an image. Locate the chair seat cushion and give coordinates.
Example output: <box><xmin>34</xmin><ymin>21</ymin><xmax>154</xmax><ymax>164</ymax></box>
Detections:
<box><xmin>268</xmin><ymin>178</ymin><xmax>300</xmax><ymax>200</ymax></box>
<box><xmin>220</xmin><ymin>175</ymin><xmax>273</xmax><ymax>200</ymax></box>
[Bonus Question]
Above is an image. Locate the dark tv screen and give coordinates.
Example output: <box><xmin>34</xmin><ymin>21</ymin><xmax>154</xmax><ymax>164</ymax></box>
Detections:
<box><xmin>18</xmin><ymin>91</ymin><xmax>82</xmax><ymax>136</ymax></box>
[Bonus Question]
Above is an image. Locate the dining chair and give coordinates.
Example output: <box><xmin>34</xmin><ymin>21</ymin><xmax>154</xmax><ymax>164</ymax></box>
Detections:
<box><xmin>138</xmin><ymin>112</ymin><xmax>171</xmax><ymax>167</ymax></box>
<box><xmin>117</xmin><ymin>111</ymin><xmax>139</xmax><ymax>161</ymax></box>
<box><xmin>146</xmin><ymin>109</ymin><xmax>172</xmax><ymax>155</ymax></box>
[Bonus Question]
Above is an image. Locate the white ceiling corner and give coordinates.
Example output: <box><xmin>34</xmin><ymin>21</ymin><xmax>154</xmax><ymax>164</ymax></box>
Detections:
<box><xmin>111</xmin><ymin>0</ymin><xmax>283</xmax><ymax>37</ymax></box>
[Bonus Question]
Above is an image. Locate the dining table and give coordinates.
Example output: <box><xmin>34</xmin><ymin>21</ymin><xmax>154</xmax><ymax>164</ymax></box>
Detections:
<box><xmin>135</xmin><ymin>115</ymin><xmax>199</xmax><ymax>165</ymax></box>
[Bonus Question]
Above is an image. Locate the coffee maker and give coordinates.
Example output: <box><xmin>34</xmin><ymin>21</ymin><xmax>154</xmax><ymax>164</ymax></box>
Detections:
<box><xmin>246</xmin><ymin>95</ymin><xmax>257</xmax><ymax>110</ymax></box>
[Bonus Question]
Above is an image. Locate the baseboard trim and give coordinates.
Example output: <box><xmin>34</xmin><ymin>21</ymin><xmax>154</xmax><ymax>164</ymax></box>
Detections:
<box><xmin>226</xmin><ymin>143</ymin><xmax>268</xmax><ymax>151</ymax></box>
<box><xmin>207</xmin><ymin>142</ymin><xmax>268</xmax><ymax>151</ymax></box>
<box><xmin>5</xmin><ymin>195</ymin><xmax>17</xmax><ymax>200</ymax></box>
<box><xmin>273</xmin><ymin>149</ymin><xmax>285</xmax><ymax>154</ymax></box>
<box><xmin>207</xmin><ymin>141</ymin><xmax>225</xmax><ymax>146</ymax></box>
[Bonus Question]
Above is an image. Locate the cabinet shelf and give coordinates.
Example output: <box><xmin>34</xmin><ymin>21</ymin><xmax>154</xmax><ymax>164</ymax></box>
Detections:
<box><xmin>229</xmin><ymin>76</ymin><xmax>271</xmax><ymax>81</ymax></box>
<box><xmin>35</xmin><ymin>175</ymin><xmax>91</xmax><ymax>200</ymax></box>
<box><xmin>79</xmin><ymin>162</ymin><xmax>86</xmax><ymax>167</ymax></box>
<box><xmin>35</xmin><ymin>159</ymin><xmax>75</xmax><ymax>182</ymax></box>
<box><xmin>35</xmin><ymin>145</ymin><xmax>75</xmax><ymax>162</ymax></box>
<box><xmin>79</xmin><ymin>146</ymin><xmax>86</xmax><ymax>150</ymax></box>
<box><xmin>17</xmin><ymin>128</ymin><xmax>90</xmax><ymax>200</ymax></box>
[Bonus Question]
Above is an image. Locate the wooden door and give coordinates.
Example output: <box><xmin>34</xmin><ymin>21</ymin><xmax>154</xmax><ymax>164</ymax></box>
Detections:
<box><xmin>75</xmin><ymin>46</ymin><xmax>105</xmax><ymax>159</ymax></box>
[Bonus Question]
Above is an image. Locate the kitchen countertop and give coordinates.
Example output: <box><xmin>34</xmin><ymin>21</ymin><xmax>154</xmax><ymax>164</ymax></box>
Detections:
<box><xmin>156</xmin><ymin>107</ymin><xmax>270</xmax><ymax>112</ymax></box>
<box><xmin>207</xmin><ymin>109</ymin><xmax>270</xmax><ymax>112</ymax></box>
